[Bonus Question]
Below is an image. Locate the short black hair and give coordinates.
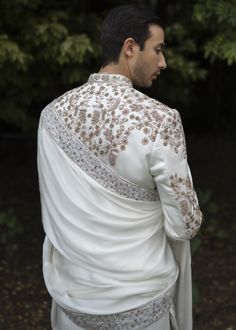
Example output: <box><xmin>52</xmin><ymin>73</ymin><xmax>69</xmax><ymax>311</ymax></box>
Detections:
<box><xmin>100</xmin><ymin>5</ymin><xmax>164</xmax><ymax>67</ymax></box>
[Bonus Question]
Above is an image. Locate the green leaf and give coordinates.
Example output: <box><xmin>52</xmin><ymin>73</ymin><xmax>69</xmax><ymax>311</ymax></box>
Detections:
<box><xmin>58</xmin><ymin>34</ymin><xmax>93</xmax><ymax>65</ymax></box>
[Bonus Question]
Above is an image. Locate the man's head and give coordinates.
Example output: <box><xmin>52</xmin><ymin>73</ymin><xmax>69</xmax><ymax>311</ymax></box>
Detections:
<box><xmin>100</xmin><ymin>5</ymin><xmax>166</xmax><ymax>87</ymax></box>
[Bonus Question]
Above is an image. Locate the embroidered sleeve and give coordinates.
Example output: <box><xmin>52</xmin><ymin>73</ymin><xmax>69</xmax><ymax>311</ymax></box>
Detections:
<box><xmin>149</xmin><ymin>109</ymin><xmax>202</xmax><ymax>240</ymax></box>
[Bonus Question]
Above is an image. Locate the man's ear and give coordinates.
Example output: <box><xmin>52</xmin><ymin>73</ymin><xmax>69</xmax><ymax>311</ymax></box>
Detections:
<box><xmin>123</xmin><ymin>38</ymin><xmax>137</xmax><ymax>57</ymax></box>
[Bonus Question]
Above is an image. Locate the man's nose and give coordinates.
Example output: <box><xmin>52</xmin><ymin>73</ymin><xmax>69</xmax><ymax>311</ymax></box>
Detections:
<box><xmin>159</xmin><ymin>53</ymin><xmax>167</xmax><ymax>70</ymax></box>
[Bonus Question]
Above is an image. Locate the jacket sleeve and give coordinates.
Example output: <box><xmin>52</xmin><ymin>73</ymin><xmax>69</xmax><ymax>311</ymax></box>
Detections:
<box><xmin>149</xmin><ymin>109</ymin><xmax>202</xmax><ymax>241</ymax></box>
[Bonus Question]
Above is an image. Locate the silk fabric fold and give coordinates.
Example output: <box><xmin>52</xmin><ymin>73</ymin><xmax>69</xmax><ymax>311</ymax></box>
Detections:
<box><xmin>38</xmin><ymin>119</ymin><xmax>178</xmax><ymax>314</ymax></box>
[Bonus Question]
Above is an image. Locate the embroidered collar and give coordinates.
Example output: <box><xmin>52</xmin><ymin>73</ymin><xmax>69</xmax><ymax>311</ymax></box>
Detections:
<box><xmin>88</xmin><ymin>73</ymin><xmax>133</xmax><ymax>87</ymax></box>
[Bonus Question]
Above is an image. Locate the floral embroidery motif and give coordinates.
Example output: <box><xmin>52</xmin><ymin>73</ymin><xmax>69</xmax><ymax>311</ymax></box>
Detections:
<box><xmin>61</xmin><ymin>285</ymin><xmax>175</xmax><ymax>330</ymax></box>
<box><xmin>42</xmin><ymin>103</ymin><xmax>160</xmax><ymax>202</ymax></box>
<box><xmin>88</xmin><ymin>73</ymin><xmax>133</xmax><ymax>87</ymax></box>
<box><xmin>159</xmin><ymin>111</ymin><xmax>187</xmax><ymax>158</ymax></box>
<box><xmin>170</xmin><ymin>174</ymin><xmax>202</xmax><ymax>238</ymax></box>
<box><xmin>53</xmin><ymin>73</ymin><xmax>173</xmax><ymax>166</ymax></box>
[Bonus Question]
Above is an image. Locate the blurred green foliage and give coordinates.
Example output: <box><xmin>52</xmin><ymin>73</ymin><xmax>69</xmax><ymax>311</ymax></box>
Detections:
<box><xmin>151</xmin><ymin>0</ymin><xmax>236</xmax><ymax>125</ymax></box>
<box><xmin>0</xmin><ymin>0</ymin><xmax>102</xmax><ymax>132</ymax></box>
<box><xmin>193</xmin><ymin>0</ymin><xmax>236</xmax><ymax>65</ymax></box>
<box><xmin>0</xmin><ymin>0</ymin><xmax>235</xmax><ymax>133</ymax></box>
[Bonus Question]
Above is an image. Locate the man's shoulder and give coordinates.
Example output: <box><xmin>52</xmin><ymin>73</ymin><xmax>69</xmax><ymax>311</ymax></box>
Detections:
<box><xmin>129</xmin><ymin>87</ymin><xmax>176</xmax><ymax>117</ymax></box>
<box><xmin>54</xmin><ymin>83</ymin><xmax>87</xmax><ymax>105</ymax></box>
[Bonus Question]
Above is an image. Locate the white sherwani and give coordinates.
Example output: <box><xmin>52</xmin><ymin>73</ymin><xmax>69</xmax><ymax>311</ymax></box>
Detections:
<box><xmin>37</xmin><ymin>73</ymin><xmax>202</xmax><ymax>329</ymax></box>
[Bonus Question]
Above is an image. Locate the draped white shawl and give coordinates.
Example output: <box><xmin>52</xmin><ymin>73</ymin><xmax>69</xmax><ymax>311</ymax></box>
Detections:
<box><xmin>38</xmin><ymin>104</ymin><xmax>193</xmax><ymax>330</ymax></box>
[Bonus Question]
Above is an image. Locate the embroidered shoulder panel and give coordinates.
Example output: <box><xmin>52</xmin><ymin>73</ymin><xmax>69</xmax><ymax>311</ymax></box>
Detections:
<box><xmin>61</xmin><ymin>285</ymin><xmax>175</xmax><ymax>330</ymax></box>
<box><xmin>170</xmin><ymin>174</ymin><xmax>202</xmax><ymax>238</ymax></box>
<box><xmin>53</xmin><ymin>76</ymin><xmax>172</xmax><ymax>166</ymax></box>
<box><xmin>41</xmin><ymin>103</ymin><xmax>160</xmax><ymax>202</ymax></box>
<box><xmin>159</xmin><ymin>110</ymin><xmax>187</xmax><ymax>159</ymax></box>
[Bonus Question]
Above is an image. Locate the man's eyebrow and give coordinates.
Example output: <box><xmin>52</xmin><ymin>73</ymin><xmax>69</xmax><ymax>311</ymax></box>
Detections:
<box><xmin>156</xmin><ymin>42</ymin><xmax>166</xmax><ymax>49</ymax></box>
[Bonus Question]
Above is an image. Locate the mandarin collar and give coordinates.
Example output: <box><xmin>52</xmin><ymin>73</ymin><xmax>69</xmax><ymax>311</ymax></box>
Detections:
<box><xmin>88</xmin><ymin>73</ymin><xmax>133</xmax><ymax>87</ymax></box>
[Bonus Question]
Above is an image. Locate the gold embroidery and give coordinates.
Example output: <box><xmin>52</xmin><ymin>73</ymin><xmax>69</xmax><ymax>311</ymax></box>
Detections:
<box><xmin>159</xmin><ymin>111</ymin><xmax>187</xmax><ymax>158</ymax></box>
<box><xmin>170</xmin><ymin>174</ymin><xmax>202</xmax><ymax>238</ymax></box>
<box><xmin>54</xmin><ymin>74</ymin><xmax>173</xmax><ymax>166</ymax></box>
<box><xmin>54</xmin><ymin>74</ymin><xmax>187</xmax><ymax>167</ymax></box>
<box><xmin>42</xmin><ymin>103</ymin><xmax>160</xmax><ymax>202</ymax></box>
<box><xmin>61</xmin><ymin>285</ymin><xmax>175</xmax><ymax>330</ymax></box>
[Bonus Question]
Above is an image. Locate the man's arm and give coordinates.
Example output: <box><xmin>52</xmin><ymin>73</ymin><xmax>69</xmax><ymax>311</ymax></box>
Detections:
<box><xmin>149</xmin><ymin>109</ymin><xmax>202</xmax><ymax>240</ymax></box>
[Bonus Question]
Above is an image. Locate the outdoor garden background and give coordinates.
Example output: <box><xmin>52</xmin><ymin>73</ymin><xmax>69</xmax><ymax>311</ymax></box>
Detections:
<box><xmin>0</xmin><ymin>0</ymin><xmax>235</xmax><ymax>329</ymax></box>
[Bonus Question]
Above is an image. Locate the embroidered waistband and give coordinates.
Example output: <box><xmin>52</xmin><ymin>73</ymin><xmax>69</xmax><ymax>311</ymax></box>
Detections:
<box><xmin>60</xmin><ymin>285</ymin><xmax>175</xmax><ymax>330</ymax></box>
<box><xmin>41</xmin><ymin>102</ymin><xmax>160</xmax><ymax>202</ymax></box>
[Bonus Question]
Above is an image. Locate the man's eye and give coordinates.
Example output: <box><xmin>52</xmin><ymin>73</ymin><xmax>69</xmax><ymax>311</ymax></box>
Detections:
<box><xmin>155</xmin><ymin>48</ymin><xmax>162</xmax><ymax>54</ymax></box>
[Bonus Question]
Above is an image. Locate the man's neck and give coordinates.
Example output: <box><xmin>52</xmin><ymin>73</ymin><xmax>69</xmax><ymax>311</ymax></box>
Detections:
<box><xmin>99</xmin><ymin>63</ymin><xmax>131</xmax><ymax>81</ymax></box>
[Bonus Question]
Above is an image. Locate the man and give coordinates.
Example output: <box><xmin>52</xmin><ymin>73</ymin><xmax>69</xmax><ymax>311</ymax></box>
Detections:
<box><xmin>38</xmin><ymin>5</ymin><xmax>202</xmax><ymax>330</ymax></box>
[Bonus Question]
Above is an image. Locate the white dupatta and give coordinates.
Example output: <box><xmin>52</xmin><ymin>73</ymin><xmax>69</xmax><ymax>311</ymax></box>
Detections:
<box><xmin>38</xmin><ymin>103</ymin><xmax>193</xmax><ymax>329</ymax></box>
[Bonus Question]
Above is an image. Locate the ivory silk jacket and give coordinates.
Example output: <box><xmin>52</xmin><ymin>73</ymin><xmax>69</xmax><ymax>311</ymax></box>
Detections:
<box><xmin>37</xmin><ymin>73</ymin><xmax>202</xmax><ymax>330</ymax></box>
